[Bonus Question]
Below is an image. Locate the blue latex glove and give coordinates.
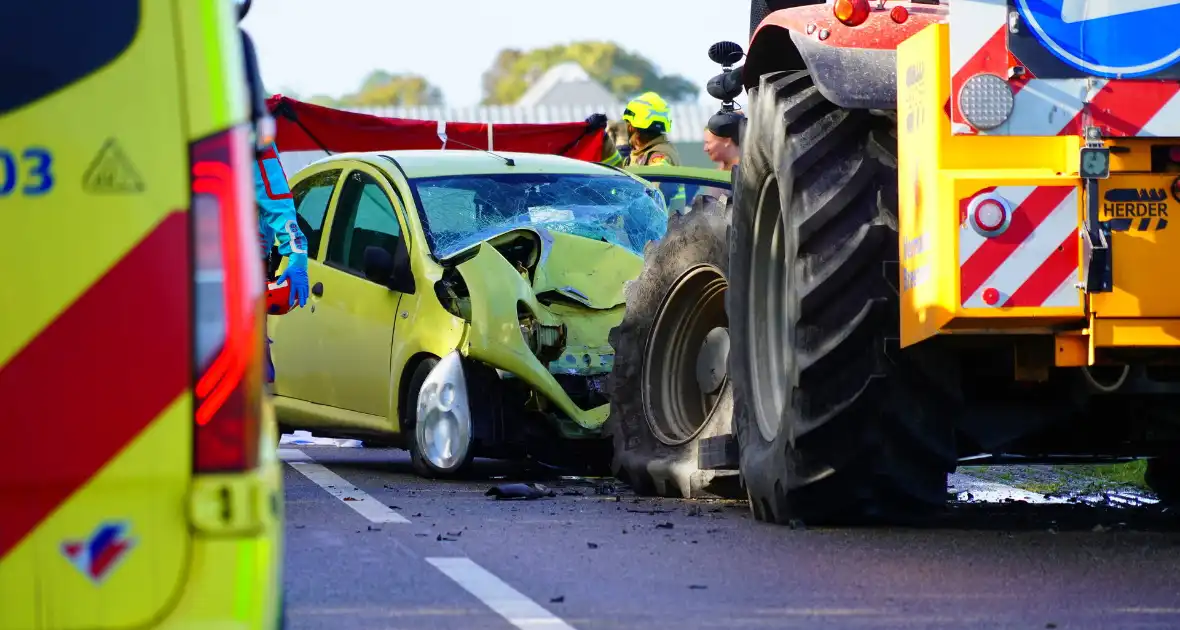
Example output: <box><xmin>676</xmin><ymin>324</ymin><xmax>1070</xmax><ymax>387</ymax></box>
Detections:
<box><xmin>278</xmin><ymin>253</ymin><xmax>309</xmax><ymax>308</ymax></box>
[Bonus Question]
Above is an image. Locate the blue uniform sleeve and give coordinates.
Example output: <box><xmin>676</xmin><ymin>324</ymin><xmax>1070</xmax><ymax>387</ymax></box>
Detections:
<box><xmin>254</xmin><ymin>142</ymin><xmax>308</xmax><ymax>259</ymax></box>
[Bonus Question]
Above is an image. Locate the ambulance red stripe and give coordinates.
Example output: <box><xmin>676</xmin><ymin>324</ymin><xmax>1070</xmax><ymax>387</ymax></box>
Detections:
<box><xmin>0</xmin><ymin>214</ymin><xmax>190</xmax><ymax>559</ymax></box>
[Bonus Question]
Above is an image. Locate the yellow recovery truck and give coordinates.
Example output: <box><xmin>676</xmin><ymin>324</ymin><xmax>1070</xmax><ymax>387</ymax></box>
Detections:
<box><xmin>604</xmin><ymin>0</ymin><xmax>1180</xmax><ymax>524</ymax></box>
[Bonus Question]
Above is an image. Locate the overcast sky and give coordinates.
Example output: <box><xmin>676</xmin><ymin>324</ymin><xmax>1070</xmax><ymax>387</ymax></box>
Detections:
<box><xmin>240</xmin><ymin>0</ymin><xmax>749</xmax><ymax>107</ymax></box>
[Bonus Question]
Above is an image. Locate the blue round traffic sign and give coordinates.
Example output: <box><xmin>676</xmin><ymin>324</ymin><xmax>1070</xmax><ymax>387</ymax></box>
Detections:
<box><xmin>1016</xmin><ymin>0</ymin><xmax>1180</xmax><ymax>78</ymax></box>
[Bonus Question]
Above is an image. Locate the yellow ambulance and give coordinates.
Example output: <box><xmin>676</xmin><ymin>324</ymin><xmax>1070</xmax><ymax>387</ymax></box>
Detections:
<box><xmin>0</xmin><ymin>0</ymin><xmax>284</xmax><ymax>627</ymax></box>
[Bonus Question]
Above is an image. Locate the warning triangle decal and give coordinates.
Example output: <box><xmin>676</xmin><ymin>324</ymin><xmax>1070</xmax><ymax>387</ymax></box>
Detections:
<box><xmin>83</xmin><ymin>139</ymin><xmax>145</xmax><ymax>194</ymax></box>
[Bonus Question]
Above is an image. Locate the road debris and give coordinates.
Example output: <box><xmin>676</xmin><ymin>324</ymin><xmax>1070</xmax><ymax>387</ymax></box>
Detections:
<box><xmin>550</xmin><ymin>595</ymin><xmax>565</xmax><ymax>603</ymax></box>
<box><xmin>557</xmin><ymin>475</ymin><xmax>623</xmax><ymax>496</ymax></box>
<box><xmin>656</xmin><ymin>522</ymin><xmax>674</xmax><ymax>529</ymax></box>
<box><xmin>280</xmin><ymin>430</ymin><xmax>363</xmax><ymax>448</ymax></box>
<box><xmin>627</xmin><ymin>507</ymin><xmax>670</xmax><ymax>515</ymax></box>
<box><xmin>486</xmin><ymin>482</ymin><xmax>557</xmax><ymax>500</ymax></box>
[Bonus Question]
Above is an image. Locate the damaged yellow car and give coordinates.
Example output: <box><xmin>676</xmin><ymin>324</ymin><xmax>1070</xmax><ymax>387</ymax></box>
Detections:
<box><xmin>268</xmin><ymin>150</ymin><xmax>667</xmax><ymax>476</ymax></box>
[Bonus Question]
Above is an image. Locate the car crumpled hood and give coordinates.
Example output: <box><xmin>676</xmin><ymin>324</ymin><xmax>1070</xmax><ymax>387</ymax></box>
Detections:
<box><xmin>529</xmin><ymin>230</ymin><xmax>642</xmax><ymax>309</ymax></box>
<box><xmin>447</xmin><ymin>228</ymin><xmax>644</xmax><ymax>431</ymax></box>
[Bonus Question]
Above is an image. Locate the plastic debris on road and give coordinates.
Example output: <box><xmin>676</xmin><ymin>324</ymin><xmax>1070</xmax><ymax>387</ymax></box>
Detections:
<box><xmin>279</xmin><ymin>430</ymin><xmax>364</xmax><ymax>448</ymax></box>
<box><xmin>486</xmin><ymin>482</ymin><xmax>557</xmax><ymax>500</ymax></box>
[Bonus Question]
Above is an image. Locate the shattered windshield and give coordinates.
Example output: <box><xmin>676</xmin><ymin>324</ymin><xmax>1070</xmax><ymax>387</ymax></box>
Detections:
<box><xmin>409</xmin><ymin>172</ymin><xmax>668</xmax><ymax>258</ymax></box>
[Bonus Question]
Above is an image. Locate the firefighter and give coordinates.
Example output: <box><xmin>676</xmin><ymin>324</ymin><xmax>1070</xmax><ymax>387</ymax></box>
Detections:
<box><xmin>586</xmin><ymin>93</ymin><xmax>682</xmax><ymax>168</ymax></box>
<box><xmin>621</xmin><ymin>91</ymin><xmax>681</xmax><ymax>167</ymax></box>
<box><xmin>622</xmin><ymin>92</ymin><xmax>686</xmax><ymax>212</ymax></box>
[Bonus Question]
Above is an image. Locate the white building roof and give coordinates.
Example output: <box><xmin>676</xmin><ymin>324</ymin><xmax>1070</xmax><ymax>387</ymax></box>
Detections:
<box><xmin>515</xmin><ymin>62</ymin><xmax>619</xmax><ymax>108</ymax></box>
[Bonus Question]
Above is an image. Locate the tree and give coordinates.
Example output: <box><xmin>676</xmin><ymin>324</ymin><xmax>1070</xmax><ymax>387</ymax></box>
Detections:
<box><xmin>480</xmin><ymin>41</ymin><xmax>697</xmax><ymax>106</ymax></box>
<box><xmin>336</xmin><ymin>71</ymin><xmax>445</xmax><ymax>107</ymax></box>
<box><xmin>305</xmin><ymin>94</ymin><xmax>342</xmax><ymax>107</ymax></box>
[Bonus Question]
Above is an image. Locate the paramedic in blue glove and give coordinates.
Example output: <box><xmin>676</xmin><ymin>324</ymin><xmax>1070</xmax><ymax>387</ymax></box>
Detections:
<box><xmin>255</xmin><ymin>141</ymin><xmax>310</xmax><ymax>383</ymax></box>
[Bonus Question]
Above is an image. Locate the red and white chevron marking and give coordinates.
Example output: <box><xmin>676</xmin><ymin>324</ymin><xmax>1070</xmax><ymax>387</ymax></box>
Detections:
<box><xmin>959</xmin><ymin>185</ymin><xmax>1081</xmax><ymax>308</ymax></box>
<box><xmin>976</xmin><ymin>78</ymin><xmax>1180</xmax><ymax>137</ymax></box>
<box><xmin>948</xmin><ymin>0</ymin><xmax>1180</xmax><ymax>136</ymax></box>
<box><xmin>948</xmin><ymin>0</ymin><xmax>1009</xmax><ymax>134</ymax></box>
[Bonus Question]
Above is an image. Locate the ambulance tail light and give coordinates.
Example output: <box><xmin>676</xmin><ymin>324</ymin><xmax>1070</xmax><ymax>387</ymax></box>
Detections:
<box><xmin>190</xmin><ymin>125</ymin><xmax>266</xmax><ymax>473</ymax></box>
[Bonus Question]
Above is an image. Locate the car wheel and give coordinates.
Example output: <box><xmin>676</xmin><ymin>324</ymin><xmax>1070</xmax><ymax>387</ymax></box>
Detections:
<box><xmin>404</xmin><ymin>356</ymin><xmax>475</xmax><ymax>479</ymax></box>
<box><xmin>605</xmin><ymin>195</ymin><xmax>741</xmax><ymax>498</ymax></box>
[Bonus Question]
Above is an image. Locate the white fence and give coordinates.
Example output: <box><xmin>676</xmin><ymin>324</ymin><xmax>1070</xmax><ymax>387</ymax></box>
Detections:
<box><xmin>341</xmin><ymin>103</ymin><xmax>722</xmax><ymax>143</ymax></box>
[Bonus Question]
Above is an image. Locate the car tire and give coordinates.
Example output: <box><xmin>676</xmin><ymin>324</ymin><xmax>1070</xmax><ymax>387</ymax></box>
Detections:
<box><xmin>404</xmin><ymin>356</ymin><xmax>475</xmax><ymax>479</ymax></box>
<box><xmin>728</xmin><ymin>70</ymin><xmax>958</xmax><ymax>526</ymax></box>
<box><xmin>605</xmin><ymin>195</ymin><xmax>741</xmax><ymax>499</ymax></box>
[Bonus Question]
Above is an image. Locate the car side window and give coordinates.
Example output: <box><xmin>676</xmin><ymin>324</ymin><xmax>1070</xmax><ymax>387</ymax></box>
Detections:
<box><xmin>654</xmin><ymin>179</ymin><xmax>732</xmax><ymax>215</ymax></box>
<box><xmin>326</xmin><ymin>170</ymin><xmax>403</xmax><ymax>275</ymax></box>
<box><xmin>291</xmin><ymin>169</ymin><xmax>341</xmax><ymax>259</ymax></box>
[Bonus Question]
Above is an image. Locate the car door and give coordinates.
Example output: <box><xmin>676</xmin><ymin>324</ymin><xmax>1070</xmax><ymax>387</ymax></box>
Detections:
<box><xmin>269</xmin><ymin>166</ymin><xmax>343</xmax><ymax>403</ymax></box>
<box><xmin>278</xmin><ymin>164</ymin><xmax>410</xmax><ymax>419</ymax></box>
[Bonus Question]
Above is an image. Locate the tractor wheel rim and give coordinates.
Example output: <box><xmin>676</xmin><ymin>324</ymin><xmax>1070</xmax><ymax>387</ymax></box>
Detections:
<box><xmin>642</xmin><ymin>264</ymin><xmax>730</xmax><ymax>447</ymax></box>
<box><xmin>747</xmin><ymin>177</ymin><xmax>790</xmax><ymax>442</ymax></box>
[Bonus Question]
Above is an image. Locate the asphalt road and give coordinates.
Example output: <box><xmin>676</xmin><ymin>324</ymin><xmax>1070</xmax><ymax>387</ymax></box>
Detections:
<box><xmin>280</xmin><ymin>446</ymin><xmax>1180</xmax><ymax>630</ymax></box>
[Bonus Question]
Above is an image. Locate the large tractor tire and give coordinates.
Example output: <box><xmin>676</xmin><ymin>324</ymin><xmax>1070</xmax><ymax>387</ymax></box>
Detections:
<box><xmin>728</xmin><ymin>70</ymin><xmax>958</xmax><ymax>525</ymax></box>
<box><xmin>605</xmin><ymin>195</ymin><xmax>738</xmax><ymax>498</ymax></box>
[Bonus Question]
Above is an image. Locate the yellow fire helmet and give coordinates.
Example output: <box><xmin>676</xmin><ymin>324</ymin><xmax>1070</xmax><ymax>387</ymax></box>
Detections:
<box><xmin>622</xmin><ymin>92</ymin><xmax>672</xmax><ymax>134</ymax></box>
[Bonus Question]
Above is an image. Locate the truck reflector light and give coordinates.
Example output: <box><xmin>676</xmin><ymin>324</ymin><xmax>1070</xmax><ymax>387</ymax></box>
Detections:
<box><xmin>959</xmin><ymin>73</ymin><xmax>1015</xmax><ymax>131</ymax></box>
<box><xmin>190</xmin><ymin>125</ymin><xmax>265</xmax><ymax>473</ymax></box>
<box><xmin>982</xmin><ymin>287</ymin><xmax>1001</xmax><ymax>306</ymax></box>
<box><xmin>890</xmin><ymin>5</ymin><xmax>909</xmax><ymax>23</ymax></box>
<box><xmin>833</xmin><ymin>0</ymin><xmax>871</xmax><ymax>27</ymax></box>
<box><xmin>967</xmin><ymin>192</ymin><xmax>1013</xmax><ymax>238</ymax></box>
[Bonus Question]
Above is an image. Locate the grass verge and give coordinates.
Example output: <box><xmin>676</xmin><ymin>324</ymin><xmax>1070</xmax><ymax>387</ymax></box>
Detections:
<box><xmin>958</xmin><ymin>460</ymin><xmax>1151</xmax><ymax>496</ymax></box>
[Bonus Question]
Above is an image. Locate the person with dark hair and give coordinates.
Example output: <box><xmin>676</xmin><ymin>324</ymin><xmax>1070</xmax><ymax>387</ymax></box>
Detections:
<box><xmin>704</xmin><ymin>109</ymin><xmax>745</xmax><ymax>171</ymax></box>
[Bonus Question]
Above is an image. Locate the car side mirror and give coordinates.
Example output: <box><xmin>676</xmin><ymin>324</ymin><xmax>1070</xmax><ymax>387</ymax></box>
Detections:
<box><xmin>363</xmin><ymin>246</ymin><xmax>394</xmax><ymax>284</ymax></box>
<box><xmin>363</xmin><ymin>241</ymin><xmax>416</xmax><ymax>294</ymax></box>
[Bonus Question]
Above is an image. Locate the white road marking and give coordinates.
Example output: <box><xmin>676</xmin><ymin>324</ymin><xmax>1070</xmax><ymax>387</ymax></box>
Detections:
<box><xmin>287</xmin><ymin>461</ymin><xmax>411</xmax><ymax>523</ymax></box>
<box><xmin>427</xmin><ymin>557</ymin><xmax>576</xmax><ymax>630</ymax></box>
<box><xmin>278</xmin><ymin>448</ymin><xmax>312</xmax><ymax>462</ymax></box>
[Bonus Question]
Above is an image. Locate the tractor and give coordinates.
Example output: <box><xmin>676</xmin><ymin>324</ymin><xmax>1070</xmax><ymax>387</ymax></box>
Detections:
<box><xmin>604</xmin><ymin>0</ymin><xmax>1180</xmax><ymax>524</ymax></box>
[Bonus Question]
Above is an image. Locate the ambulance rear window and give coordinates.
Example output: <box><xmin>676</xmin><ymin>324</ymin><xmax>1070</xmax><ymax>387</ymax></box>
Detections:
<box><xmin>0</xmin><ymin>1</ymin><xmax>140</xmax><ymax>116</ymax></box>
